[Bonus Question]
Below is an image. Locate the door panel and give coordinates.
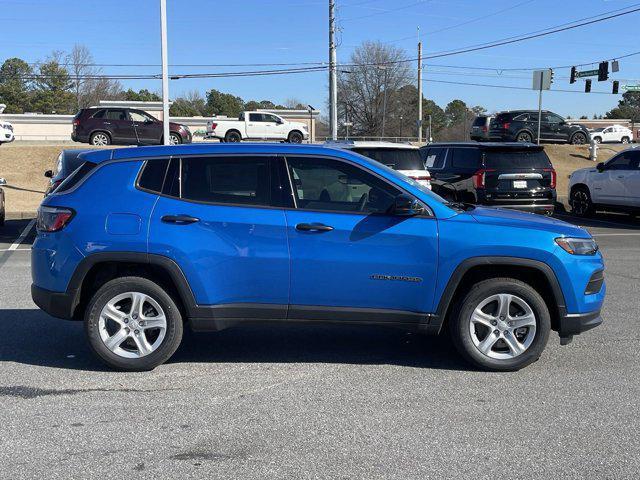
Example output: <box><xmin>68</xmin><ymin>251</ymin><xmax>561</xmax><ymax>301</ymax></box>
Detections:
<box><xmin>131</xmin><ymin>110</ymin><xmax>162</xmax><ymax>144</ymax></box>
<box><xmin>284</xmin><ymin>155</ymin><xmax>438</xmax><ymax>316</ymax></box>
<box><xmin>148</xmin><ymin>156</ymin><xmax>290</xmax><ymax>309</ymax></box>
<box><xmin>103</xmin><ymin>109</ymin><xmax>135</xmax><ymax>143</ymax></box>
<box><xmin>592</xmin><ymin>151</ymin><xmax>640</xmax><ymax>205</ymax></box>
<box><xmin>285</xmin><ymin>210</ymin><xmax>438</xmax><ymax>314</ymax></box>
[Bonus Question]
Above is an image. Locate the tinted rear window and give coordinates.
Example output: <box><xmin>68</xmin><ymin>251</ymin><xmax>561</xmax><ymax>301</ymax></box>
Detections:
<box><xmin>351</xmin><ymin>148</ymin><xmax>424</xmax><ymax>170</ymax></box>
<box><xmin>451</xmin><ymin>148</ymin><xmax>481</xmax><ymax>169</ymax></box>
<box><xmin>138</xmin><ymin>159</ymin><xmax>170</xmax><ymax>193</ymax></box>
<box><xmin>55</xmin><ymin>161</ymin><xmax>97</xmax><ymax>193</ymax></box>
<box><xmin>472</xmin><ymin>117</ymin><xmax>487</xmax><ymax>126</ymax></box>
<box><xmin>484</xmin><ymin>150</ymin><xmax>551</xmax><ymax>169</ymax></box>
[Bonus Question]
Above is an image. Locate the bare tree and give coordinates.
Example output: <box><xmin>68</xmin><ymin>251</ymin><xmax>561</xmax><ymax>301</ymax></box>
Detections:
<box><xmin>68</xmin><ymin>44</ymin><xmax>122</xmax><ymax>110</ymax></box>
<box><xmin>337</xmin><ymin>41</ymin><xmax>413</xmax><ymax>137</ymax></box>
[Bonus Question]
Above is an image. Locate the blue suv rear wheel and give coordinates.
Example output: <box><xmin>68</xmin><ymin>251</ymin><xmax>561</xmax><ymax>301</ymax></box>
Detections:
<box><xmin>84</xmin><ymin>276</ymin><xmax>183</xmax><ymax>371</ymax></box>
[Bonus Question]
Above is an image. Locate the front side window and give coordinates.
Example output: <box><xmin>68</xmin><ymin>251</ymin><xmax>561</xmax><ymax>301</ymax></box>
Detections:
<box><xmin>286</xmin><ymin>156</ymin><xmax>400</xmax><ymax>214</ymax></box>
<box><xmin>179</xmin><ymin>156</ymin><xmax>272</xmax><ymax>206</ymax></box>
<box><xmin>130</xmin><ymin>111</ymin><xmax>155</xmax><ymax>123</ymax></box>
<box><xmin>545</xmin><ymin>113</ymin><xmax>563</xmax><ymax>124</ymax></box>
<box><xmin>91</xmin><ymin>109</ymin><xmax>106</xmax><ymax>119</ymax></box>
<box><xmin>606</xmin><ymin>151</ymin><xmax>640</xmax><ymax>170</ymax></box>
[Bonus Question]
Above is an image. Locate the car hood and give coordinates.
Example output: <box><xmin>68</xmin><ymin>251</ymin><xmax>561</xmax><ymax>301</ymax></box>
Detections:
<box><xmin>467</xmin><ymin>206</ymin><xmax>591</xmax><ymax>237</ymax></box>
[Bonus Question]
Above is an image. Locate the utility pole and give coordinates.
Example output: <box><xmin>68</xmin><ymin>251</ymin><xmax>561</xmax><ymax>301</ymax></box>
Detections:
<box><xmin>417</xmin><ymin>32</ymin><xmax>423</xmax><ymax>144</ymax></box>
<box><xmin>160</xmin><ymin>0</ymin><xmax>170</xmax><ymax>145</ymax></box>
<box><xmin>329</xmin><ymin>0</ymin><xmax>338</xmax><ymax>140</ymax></box>
<box><xmin>536</xmin><ymin>70</ymin><xmax>543</xmax><ymax>145</ymax></box>
<box><xmin>381</xmin><ymin>66</ymin><xmax>388</xmax><ymax>139</ymax></box>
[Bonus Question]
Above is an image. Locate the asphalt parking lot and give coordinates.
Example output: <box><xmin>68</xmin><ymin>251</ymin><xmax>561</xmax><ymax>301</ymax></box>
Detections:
<box><xmin>0</xmin><ymin>214</ymin><xmax>638</xmax><ymax>479</ymax></box>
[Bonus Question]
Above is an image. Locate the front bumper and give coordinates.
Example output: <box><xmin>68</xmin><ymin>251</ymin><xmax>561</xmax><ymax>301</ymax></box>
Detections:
<box><xmin>31</xmin><ymin>283</ymin><xmax>77</xmax><ymax>320</ymax></box>
<box><xmin>557</xmin><ymin>309</ymin><xmax>602</xmax><ymax>344</ymax></box>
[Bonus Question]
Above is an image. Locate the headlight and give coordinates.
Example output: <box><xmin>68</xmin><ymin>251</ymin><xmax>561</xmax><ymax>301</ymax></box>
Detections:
<box><xmin>555</xmin><ymin>237</ymin><xmax>598</xmax><ymax>255</ymax></box>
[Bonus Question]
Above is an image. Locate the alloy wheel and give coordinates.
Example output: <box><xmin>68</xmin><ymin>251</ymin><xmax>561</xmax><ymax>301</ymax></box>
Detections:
<box><xmin>468</xmin><ymin>293</ymin><xmax>537</xmax><ymax>360</ymax></box>
<box><xmin>571</xmin><ymin>190</ymin><xmax>589</xmax><ymax>215</ymax></box>
<box><xmin>98</xmin><ymin>291</ymin><xmax>167</xmax><ymax>358</ymax></box>
<box><xmin>92</xmin><ymin>133</ymin><xmax>109</xmax><ymax>146</ymax></box>
<box><xmin>516</xmin><ymin>132</ymin><xmax>532</xmax><ymax>143</ymax></box>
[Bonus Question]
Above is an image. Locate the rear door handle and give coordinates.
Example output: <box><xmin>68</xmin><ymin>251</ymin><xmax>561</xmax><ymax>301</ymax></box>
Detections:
<box><xmin>161</xmin><ymin>214</ymin><xmax>200</xmax><ymax>225</ymax></box>
<box><xmin>295</xmin><ymin>223</ymin><xmax>334</xmax><ymax>232</ymax></box>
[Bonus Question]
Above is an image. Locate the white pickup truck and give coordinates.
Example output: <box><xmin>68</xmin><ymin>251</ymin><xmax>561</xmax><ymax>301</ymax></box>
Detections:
<box><xmin>205</xmin><ymin>111</ymin><xmax>309</xmax><ymax>143</ymax></box>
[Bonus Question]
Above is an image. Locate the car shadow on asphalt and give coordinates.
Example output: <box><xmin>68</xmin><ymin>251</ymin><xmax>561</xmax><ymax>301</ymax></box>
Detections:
<box><xmin>0</xmin><ymin>309</ymin><xmax>470</xmax><ymax>372</ymax></box>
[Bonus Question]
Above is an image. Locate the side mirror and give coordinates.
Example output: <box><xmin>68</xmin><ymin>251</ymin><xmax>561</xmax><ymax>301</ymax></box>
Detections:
<box><xmin>44</xmin><ymin>170</ymin><xmax>53</xmax><ymax>178</ymax></box>
<box><xmin>0</xmin><ymin>178</ymin><xmax>6</xmax><ymax>186</ymax></box>
<box><xmin>390</xmin><ymin>194</ymin><xmax>423</xmax><ymax>216</ymax></box>
<box><xmin>596</xmin><ymin>162</ymin><xmax>605</xmax><ymax>172</ymax></box>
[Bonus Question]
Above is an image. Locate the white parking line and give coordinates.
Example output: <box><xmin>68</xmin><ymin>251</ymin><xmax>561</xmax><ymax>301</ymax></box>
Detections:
<box><xmin>0</xmin><ymin>248</ymin><xmax>30</xmax><ymax>252</ymax></box>
<box><xmin>8</xmin><ymin>219</ymin><xmax>36</xmax><ymax>251</ymax></box>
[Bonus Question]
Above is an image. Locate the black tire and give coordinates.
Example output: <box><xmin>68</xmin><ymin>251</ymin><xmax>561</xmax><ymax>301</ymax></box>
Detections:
<box><xmin>288</xmin><ymin>130</ymin><xmax>304</xmax><ymax>144</ymax></box>
<box><xmin>224</xmin><ymin>130</ymin><xmax>242</xmax><ymax>143</ymax></box>
<box><xmin>593</xmin><ymin>136</ymin><xmax>602</xmax><ymax>144</ymax></box>
<box><xmin>449</xmin><ymin>278</ymin><xmax>551</xmax><ymax>371</ymax></box>
<box><xmin>516</xmin><ymin>131</ymin><xmax>533</xmax><ymax>143</ymax></box>
<box><xmin>84</xmin><ymin>276</ymin><xmax>183</xmax><ymax>371</ymax></box>
<box><xmin>169</xmin><ymin>133</ymin><xmax>182</xmax><ymax>145</ymax></box>
<box><xmin>621</xmin><ymin>136</ymin><xmax>630</xmax><ymax>144</ymax></box>
<box><xmin>570</xmin><ymin>132</ymin><xmax>587</xmax><ymax>145</ymax></box>
<box><xmin>90</xmin><ymin>131</ymin><xmax>111</xmax><ymax>146</ymax></box>
<box><xmin>570</xmin><ymin>185</ymin><xmax>595</xmax><ymax>217</ymax></box>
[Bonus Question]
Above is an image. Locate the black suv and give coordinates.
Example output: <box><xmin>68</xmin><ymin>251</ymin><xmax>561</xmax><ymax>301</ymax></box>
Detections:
<box><xmin>72</xmin><ymin>108</ymin><xmax>192</xmax><ymax>146</ymax></box>
<box><xmin>420</xmin><ymin>142</ymin><xmax>557</xmax><ymax>215</ymax></box>
<box><xmin>489</xmin><ymin>110</ymin><xmax>590</xmax><ymax>145</ymax></box>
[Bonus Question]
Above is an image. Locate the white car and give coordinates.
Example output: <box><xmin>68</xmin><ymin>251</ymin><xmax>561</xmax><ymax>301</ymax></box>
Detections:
<box><xmin>0</xmin><ymin>120</ymin><xmax>14</xmax><ymax>145</ymax></box>
<box><xmin>326</xmin><ymin>141</ymin><xmax>431</xmax><ymax>189</ymax></box>
<box><xmin>590</xmin><ymin>125</ymin><xmax>633</xmax><ymax>144</ymax></box>
<box><xmin>568</xmin><ymin>147</ymin><xmax>640</xmax><ymax>216</ymax></box>
<box><xmin>205</xmin><ymin>111</ymin><xmax>309</xmax><ymax>143</ymax></box>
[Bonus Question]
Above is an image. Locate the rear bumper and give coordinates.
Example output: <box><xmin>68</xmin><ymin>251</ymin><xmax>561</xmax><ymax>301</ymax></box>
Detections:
<box><xmin>31</xmin><ymin>283</ymin><xmax>77</xmax><ymax>320</ymax></box>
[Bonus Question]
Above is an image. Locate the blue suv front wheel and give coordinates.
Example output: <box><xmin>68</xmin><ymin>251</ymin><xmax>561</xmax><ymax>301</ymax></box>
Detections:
<box><xmin>450</xmin><ymin>278</ymin><xmax>551</xmax><ymax>371</ymax></box>
<box><xmin>84</xmin><ymin>277</ymin><xmax>184</xmax><ymax>371</ymax></box>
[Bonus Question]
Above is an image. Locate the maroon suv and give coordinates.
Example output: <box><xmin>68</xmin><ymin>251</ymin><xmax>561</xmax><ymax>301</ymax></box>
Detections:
<box><xmin>72</xmin><ymin>108</ymin><xmax>192</xmax><ymax>146</ymax></box>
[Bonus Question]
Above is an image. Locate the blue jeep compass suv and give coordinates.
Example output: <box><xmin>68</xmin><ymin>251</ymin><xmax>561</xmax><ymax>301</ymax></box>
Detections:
<box><xmin>31</xmin><ymin>143</ymin><xmax>605</xmax><ymax>371</ymax></box>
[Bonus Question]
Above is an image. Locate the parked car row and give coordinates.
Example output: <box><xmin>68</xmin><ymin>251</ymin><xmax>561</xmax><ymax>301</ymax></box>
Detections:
<box><xmin>32</xmin><ymin>142</ymin><xmax>605</xmax><ymax>372</ymax></box>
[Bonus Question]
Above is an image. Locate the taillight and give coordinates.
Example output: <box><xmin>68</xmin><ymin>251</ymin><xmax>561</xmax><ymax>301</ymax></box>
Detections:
<box><xmin>502</xmin><ymin>122</ymin><xmax>511</xmax><ymax>130</ymax></box>
<box><xmin>482</xmin><ymin>126</ymin><xmax>488</xmax><ymax>132</ymax></box>
<box><xmin>544</xmin><ymin>168</ymin><xmax>557</xmax><ymax>189</ymax></box>
<box><xmin>37</xmin><ymin>206</ymin><xmax>74</xmax><ymax>232</ymax></box>
<box><xmin>472</xmin><ymin>169</ymin><xmax>496</xmax><ymax>189</ymax></box>
<box><xmin>410</xmin><ymin>174</ymin><xmax>431</xmax><ymax>189</ymax></box>
<box><xmin>73</xmin><ymin>119</ymin><xmax>80</xmax><ymax>126</ymax></box>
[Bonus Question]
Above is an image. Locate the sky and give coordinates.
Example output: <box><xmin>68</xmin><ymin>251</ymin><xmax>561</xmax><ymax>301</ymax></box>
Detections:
<box><xmin>2</xmin><ymin>0</ymin><xmax>640</xmax><ymax>119</ymax></box>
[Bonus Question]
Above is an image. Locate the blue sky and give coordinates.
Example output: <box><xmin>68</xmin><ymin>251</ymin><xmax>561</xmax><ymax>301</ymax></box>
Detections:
<box><xmin>2</xmin><ymin>0</ymin><xmax>640</xmax><ymax>118</ymax></box>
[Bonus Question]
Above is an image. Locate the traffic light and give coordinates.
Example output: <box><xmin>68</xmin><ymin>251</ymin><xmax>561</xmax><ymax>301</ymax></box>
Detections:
<box><xmin>549</xmin><ymin>69</ymin><xmax>554</xmax><ymax>85</ymax></box>
<box><xmin>585</xmin><ymin>79</ymin><xmax>592</xmax><ymax>93</ymax></box>
<box><xmin>570</xmin><ymin>66</ymin><xmax>576</xmax><ymax>84</ymax></box>
<box><xmin>612</xmin><ymin>81</ymin><xmax>619</xmax><ymax>94</ymax></box>
<box><xmin>598</xmin><ymin>61</ymin><xmax>609</xmax><ymax>81</ymax></box>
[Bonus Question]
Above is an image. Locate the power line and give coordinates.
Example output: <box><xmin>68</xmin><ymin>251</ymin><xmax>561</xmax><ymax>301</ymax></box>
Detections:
<box><xmin>341</xmin><ymin>0</ymin><xmax>433</xmax><ymax>22</ymax></box>
<box><xmin>424</xmin><ymin>78</ymin><xmax>620</xmax><ymax>95</ymax></box>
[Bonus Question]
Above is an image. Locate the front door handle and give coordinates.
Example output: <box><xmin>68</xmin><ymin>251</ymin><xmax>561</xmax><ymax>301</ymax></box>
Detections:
<box><xmin>161</xmin><ymin>214</ymin><xmax>200</xmax><ymax>225</ymax></box>
<box><xmin>295</xmin><ymin>223</ymin><xmax>334</xmax><ymax>232</ymax></box>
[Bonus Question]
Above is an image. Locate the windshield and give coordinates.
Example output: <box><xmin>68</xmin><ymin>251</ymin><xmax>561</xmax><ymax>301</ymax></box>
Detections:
<box><xmin>484</xmin><ymin>150</ymin><xmax>552</xmax><ymax>169</ymax></box>
<box><xmin>369</xmin><ymin>159</ymin><xmax>449</xmax><ymax>205</ymax></box>
<box><xmin>351</xmin><ymin>148</ymin><xmax>425</xmax><ymax>170</ymax></box>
